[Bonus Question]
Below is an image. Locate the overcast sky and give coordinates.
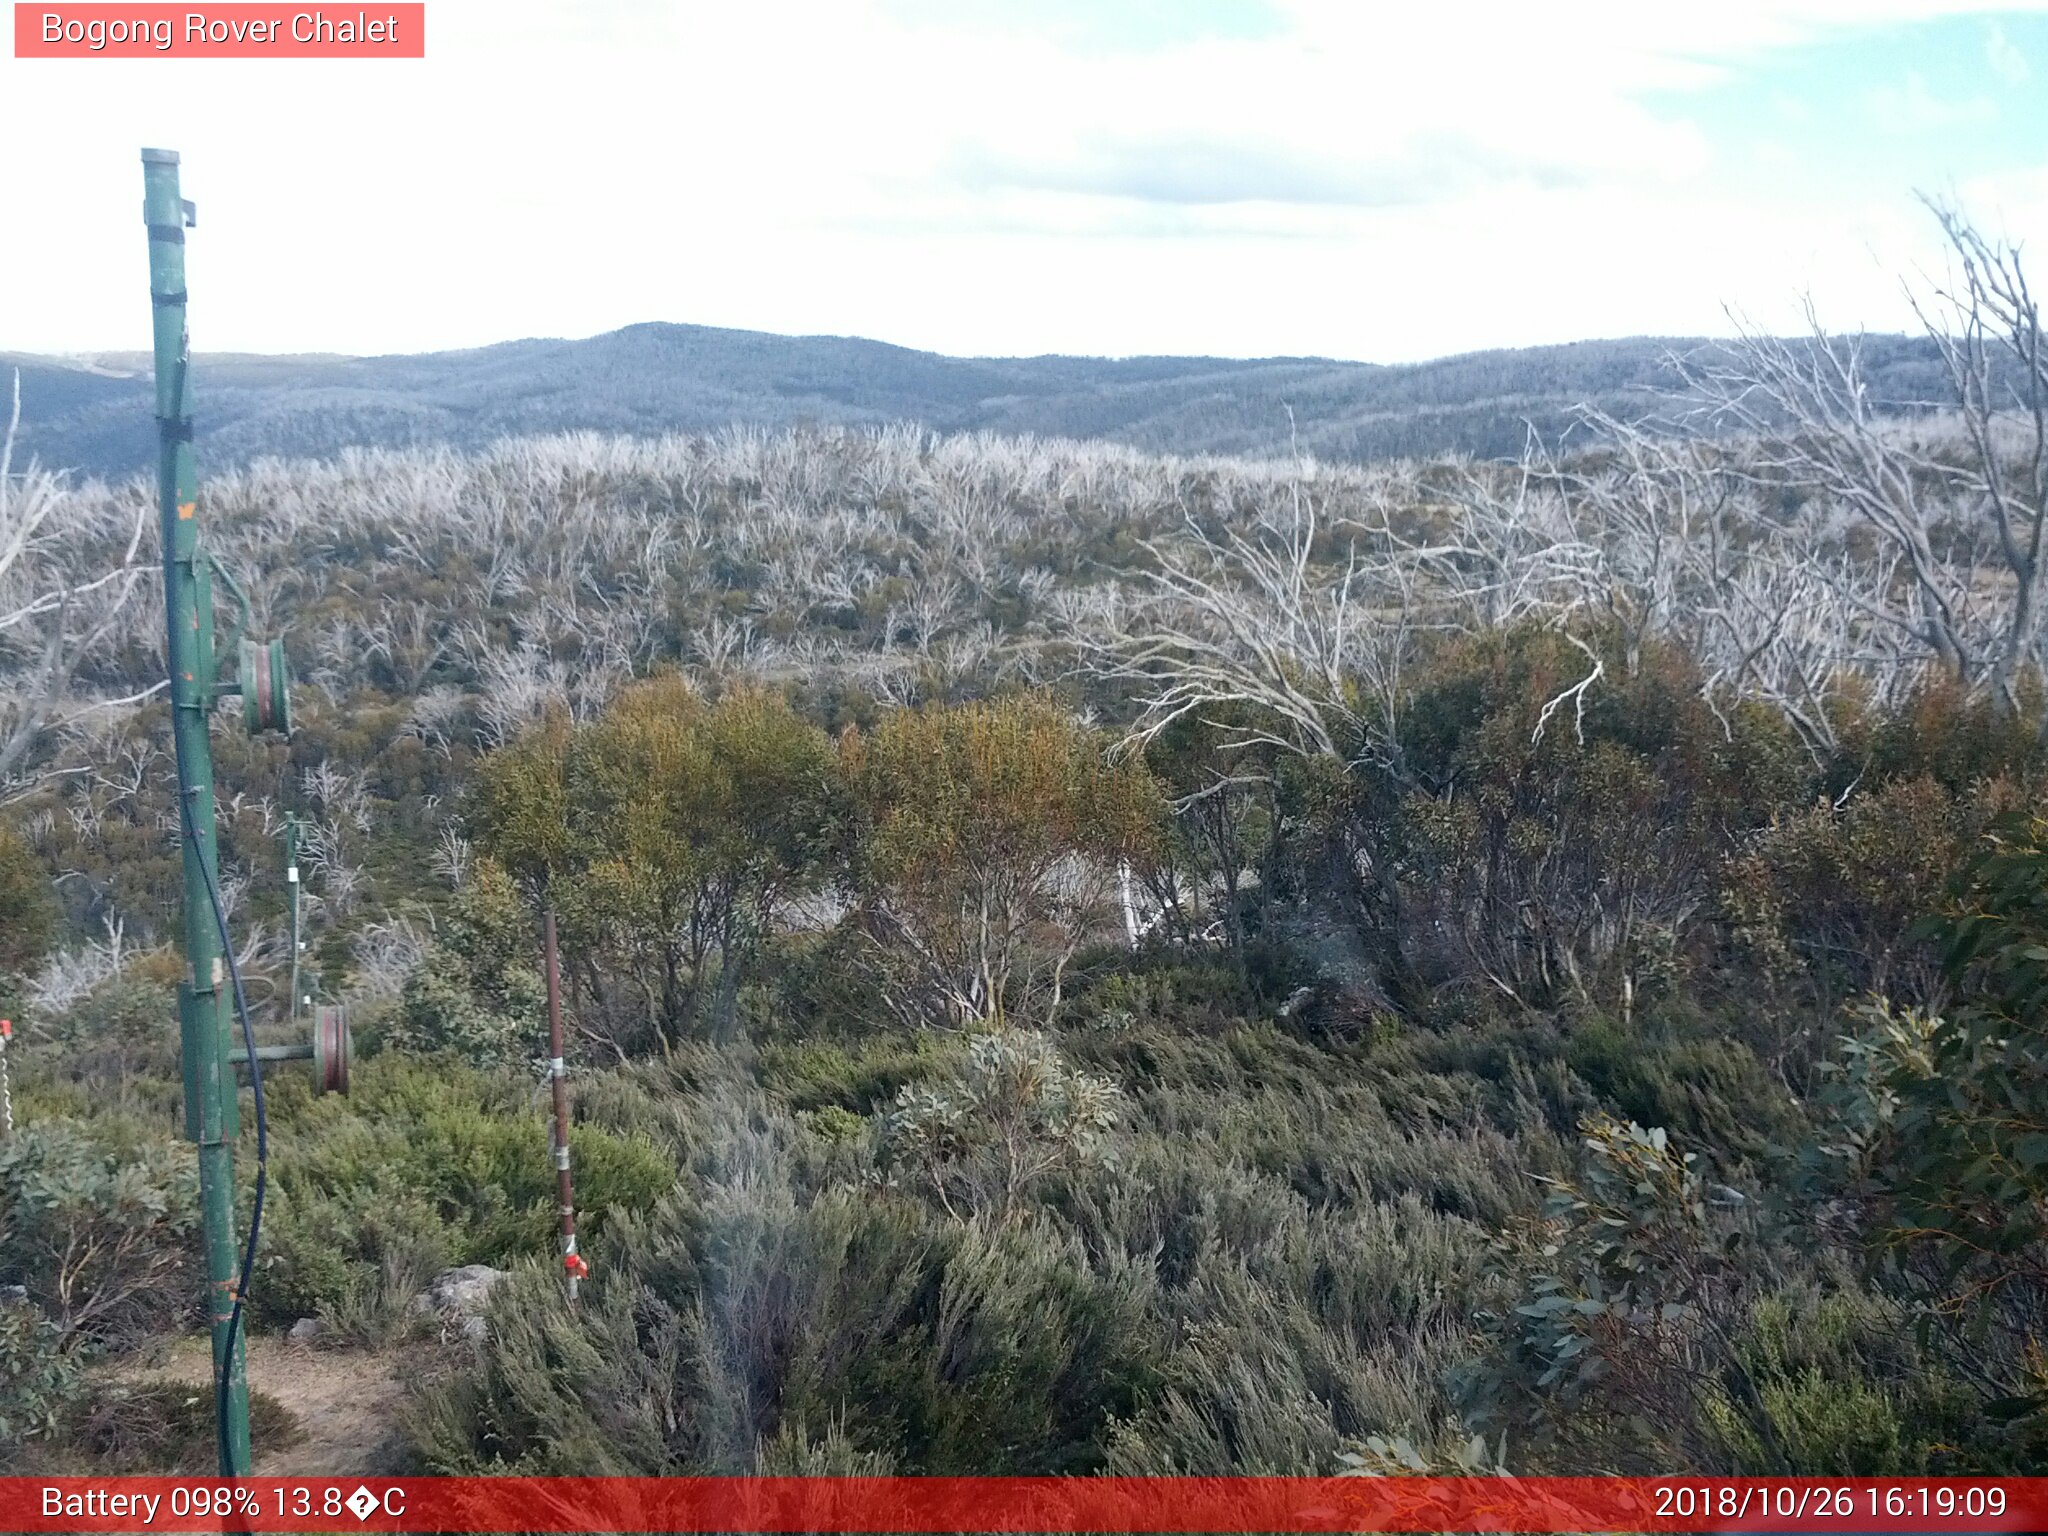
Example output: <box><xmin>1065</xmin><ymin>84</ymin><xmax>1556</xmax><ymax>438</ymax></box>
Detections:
<box><xmin>4</xmin><ymin>0</ymin><xmax>2046</xmax><ymax>362</ymax></box>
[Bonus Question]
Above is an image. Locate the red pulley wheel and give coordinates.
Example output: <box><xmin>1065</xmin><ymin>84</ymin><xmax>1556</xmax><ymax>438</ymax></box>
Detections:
<box><xmin>239</xmin><ymin>637</ymin><xmax>293</xmax><ymax>735</ymax></box>
<box><xmin>313</xmin><ymin>1004</ymin><xmax>350</xmax><ymax>1095</ymax></box>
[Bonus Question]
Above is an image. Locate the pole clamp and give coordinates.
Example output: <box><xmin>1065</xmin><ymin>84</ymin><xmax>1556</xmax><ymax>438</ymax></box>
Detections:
<box><xmin>142</xmin><ymin>197</ymin><xmax>196</xmax><ymax>232</ymax></box>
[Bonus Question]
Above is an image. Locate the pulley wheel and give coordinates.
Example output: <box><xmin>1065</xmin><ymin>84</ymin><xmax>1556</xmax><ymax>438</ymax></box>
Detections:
<box><xmin>313</xmin><ymin>1004</ymin><xmax>350</xmax><ymax>1095</ymax></box>
<box><xmin>240</xmin><ymin>636</ymin><xmax>293</xmax><ymax>735</ymax></box>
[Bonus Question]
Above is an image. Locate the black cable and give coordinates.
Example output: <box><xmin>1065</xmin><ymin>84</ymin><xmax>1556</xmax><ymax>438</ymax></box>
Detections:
<box><xmin>173</xmin><ymin>707</ymin><xmax>268</xmax><ymax>1477</ymax></box>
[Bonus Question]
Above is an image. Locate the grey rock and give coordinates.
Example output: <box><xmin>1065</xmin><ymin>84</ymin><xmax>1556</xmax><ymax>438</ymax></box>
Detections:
<box><xmin>413</xmin><ymin>1263</ymin><xmax>510</xmax><ymax>1319</ymax></box>
<box><xmin>461</xmin><ymin>1314</ymin><xmax>488</xmax><ymax>1342</ymax></box>
<box><xmin>287</xmin><ymin>1316</ymin><xmax>326</xmax><ymax>1343</ymax></box>
<box><xmin>1276</xmin><ymin>986</ymin><xmax>1316</xmax><ymax>1019</ymax></box>
<box><xmin>0</xmin><ymin>1284</ymin><xmax>28</xmax><ymax>1307</ymax></box>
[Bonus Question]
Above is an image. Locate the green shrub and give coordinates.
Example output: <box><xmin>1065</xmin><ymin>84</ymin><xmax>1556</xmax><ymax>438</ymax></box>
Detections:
<box><xmin>19</xmin><ymin>975</ymin><xmax>183</xmax><ymax>1120</ymax></box>
<box><xmin>801</xmin><ymin>1105</ymin><xmax>867</xmax><ymax>1144</ymax></box>
<box><xmin>1465</xmin><ymin>1114</ymin><xmax>1771</xmax><ymax>1472</ymax></box>
<box><xmin>1806</xmin><ymin>811</ymin><xmax>2048</xmax><ymax>1462</ymax></box>
<box><xmin>255</xmin><ymin>1189</ymin><xmax>452</xmax><ymax>1338</ymax></box>
<box><xmin>390</xmin><ymin>859</ymin><xmax>544</xmax><ymax>1067</ymax></box>
<box><xmin>842</xmin><ymin>693</ymin><xmax>1164</xmax><ymax>1028</ymax></box>
<box><xmin>1721</xmin><ymin>773</ymin><xmax>2019</xmax><ymax>1011</ymax></box>
<box><xmin>756</xmin><ymin>1033</ymin><xmax>943</xmax><ymax>1114</ymax></box>
<box><xmin>1100</xmin><ymin>1256</ymin><xmax>1460</xmax><ymax>1474</ymax></box>
<box><xmin>752</xmin><ymin>1416</ymin><xmax>896</xmax><ymax>1474</ymax></box>
<box><xmin>880</xmin><ymin>1031</ymin><xmax>1122</xmax><ymax>1222</ymax></box>
<box><xmin>470</xmin><ymin>681</ymin><xmax>847</xmax><ymax>1049</ymax></box>
<box><xmin>1067</xmin><ymin>955</ymin><xmax>1263</xmax><ymax>1036</ymax></box>
<box><xmin>0</xmin><ymin>1300</ymin><xmax>82</xmax><ymax>1449</ymax></box>
<box><xmin>1852</xmin><ymin>676</ymin><xmax>2048</xmax><ymax>794</ymax></box>
<box><xmin>1566</xmin><ymin>1017</ymin><xmax>1800</xmax><ymax>1163</ymax></box>
<box><xmin>1702</xmin><ymin>1290</ymin><xmax>1916</xmax><ymax>1474</ymax></box>
<box><xmin>0</xmin><ymin>819</ymin><xmax>56</xmax><ymax>993</ymax></box>
<box><xmin>410</xmin><ymin>1177</ymin><xmax>1166</xmax><ymax>1476</ymax></box>
<box><xmin>1364</xmin><ymin>625</ymin><xmax>1805</xmax><ymax>1011</ymax></box>
<box><xmin>1707</xmin><ymin>1369</ymin><xmax>1904</xmax><ymax>1474</ymax></box>
<box><xmin>255</xmin><ymin>1054</ymin><xmax>671</xmax><ymax>1327</ymax></box>
<box><xmin>59</xmin><ymin>1381</ymin><xmax>302</xmax><ymax>1473</ymax></box>
<box><xmin>0</xmin><ymin>1118</ymin><xmax>197</xmax><ymax>1349</ymax></box>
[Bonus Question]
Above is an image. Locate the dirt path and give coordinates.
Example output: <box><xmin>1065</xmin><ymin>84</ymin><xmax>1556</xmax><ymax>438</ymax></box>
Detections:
<box><xmin>122</xmin><ymin>1335</ymin><xmax>412</xmax><ymax>1475</ymax></box>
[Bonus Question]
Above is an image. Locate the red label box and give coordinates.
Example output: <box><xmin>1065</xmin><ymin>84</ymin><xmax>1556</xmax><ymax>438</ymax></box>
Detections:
<box><xmin>3</xmin><ymin>1477</ymin><xmax>2047</xmax><ymax>1534</ymax></box>
<box><xmin>13</xmin><ymin>3</ymin><xmax>424</xmax><ymax>56</ymax></box>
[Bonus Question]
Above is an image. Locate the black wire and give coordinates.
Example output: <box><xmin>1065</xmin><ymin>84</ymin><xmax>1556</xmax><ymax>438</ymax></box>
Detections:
<box><xmin>172</xmin><ymin>681</ymin><xmax>268</xmax><ymax>1478</ymax></box>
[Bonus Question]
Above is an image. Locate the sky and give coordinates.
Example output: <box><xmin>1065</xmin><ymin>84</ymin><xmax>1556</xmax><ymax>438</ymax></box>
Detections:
<box><xmin>3</xmin><ymin>0</ymin><xmax>2046</xmax><ymax>363</ymax></box>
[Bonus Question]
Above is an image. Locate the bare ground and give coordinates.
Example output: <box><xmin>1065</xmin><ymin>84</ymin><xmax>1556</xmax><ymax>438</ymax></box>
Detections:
<box><xmin>110</xmin><ymin>1333</ymin><xmax>414</xmax><ymax>1475</ymax></box>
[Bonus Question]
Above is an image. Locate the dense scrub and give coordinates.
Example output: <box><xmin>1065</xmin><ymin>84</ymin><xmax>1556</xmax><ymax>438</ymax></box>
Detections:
<box><xmin>8</xmin><ymin>616</ymin><xmax>2046</xmax><ymax>1474</ymax></box>
<box><xmin>5</xmin><ymin>397</ymin><xmax>2048</xmax><ymax>1474</ymax></box>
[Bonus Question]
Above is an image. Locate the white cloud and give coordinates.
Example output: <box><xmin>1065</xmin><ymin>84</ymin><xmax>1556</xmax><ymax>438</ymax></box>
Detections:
<box><xmin>1958</xmin><ymin>163</ymin><xmax>2048</xmax><ymax>236</ymax></box>
<box><xmin>0</xmin><ymin>0</ymin><xmax>2043</xmax><ymax>361</ymax></box>
<box><xmin>1988</xmin><ymin>19</ymin><xmax>2033</xmax><ymax>81</ymax></box>
<box><xmin>1868</xmin><ymin>71</ymin><xmax>1998</xmax><ymax>130</ymax></box>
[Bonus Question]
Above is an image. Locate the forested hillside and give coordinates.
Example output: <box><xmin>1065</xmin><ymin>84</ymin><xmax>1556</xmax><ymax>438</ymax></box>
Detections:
<box><xmin>2</xmin><ymin>324</ymin><xmax>1959</xmax><ymax>478</ymax></box>
<box><xmin>2</xmin><ymin>225</ymin><xmax>2046</xmax><ymax>1479</ymax></box>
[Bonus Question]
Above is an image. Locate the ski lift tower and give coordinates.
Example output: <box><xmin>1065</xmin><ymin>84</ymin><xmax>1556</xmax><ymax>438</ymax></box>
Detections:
<box><xmin>143</xmin><ymin>147</ymin><xmax>347</xmax><ymax>1477</ymax></box>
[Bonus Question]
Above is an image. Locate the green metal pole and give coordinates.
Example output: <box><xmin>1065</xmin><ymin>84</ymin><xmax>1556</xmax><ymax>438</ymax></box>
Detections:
<box><xmin>144</xmin><ymin>147</ymin><xmax>251</xmax><ymax>1477</ymax></box>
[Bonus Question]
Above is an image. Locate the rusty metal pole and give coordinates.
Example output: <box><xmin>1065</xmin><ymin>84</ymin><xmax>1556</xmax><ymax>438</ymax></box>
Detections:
<box><xmin>0</xmin><ymin>1018</ymin><xmax>14</xmax><ymax>1137</ymax></box>
<box><xmin>542</xmin><ymin>908</ymin><xmax>582</xmax><ymax>1303</ymax></box>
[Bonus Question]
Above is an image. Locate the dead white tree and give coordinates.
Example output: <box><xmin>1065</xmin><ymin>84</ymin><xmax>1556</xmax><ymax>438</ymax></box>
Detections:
<box><xmin>1084</xmin><ymin>468</ymin><xmax>1383</xmax><ymax>766</ymax></box>
<box><xmin>1369</xmin><ymin>452</ymin><xmax>1605</xmax><ymax>636</ymax></box>
<box><xmin>1685</xmin><ymin>200</ymin><xmax>2048</xmax><ymax>714</ymax></box>
<box><xmin>0</xmin><ymin>373</ymin><xmax>156</xmax><ymax>793</ymax></box>
<box><xmin>1912</xmin><ymin>196</ymin><xmax>2048</xmax><ymax>710</ymax></box>
<box><xmin>1083</xmin><ymin>438</ymin><xmax>1628</xmax><ymax>775</ymax></box>
<box><xmin>1533</xmin><ymin>411</ymin><xmax>1904</xmax><ymax>757</ymax></box>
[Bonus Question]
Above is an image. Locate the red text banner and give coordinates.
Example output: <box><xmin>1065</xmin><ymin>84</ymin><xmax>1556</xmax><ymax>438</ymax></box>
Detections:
<box><xmin>13</xmin><ymin>5</ymin><xmax>424</xmax><ymax>57</ymax></box>
<box><xmin>2</xmin><ymin>1476</ymin><xmax>2044</xmax><ymax>1533</ymax></box>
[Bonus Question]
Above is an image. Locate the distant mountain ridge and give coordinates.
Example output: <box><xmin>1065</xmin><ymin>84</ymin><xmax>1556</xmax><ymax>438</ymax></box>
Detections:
<box><xmin>0</xmin><ymin>321</ymin><xmax>1955</xmax><ymax>478</ymax></box>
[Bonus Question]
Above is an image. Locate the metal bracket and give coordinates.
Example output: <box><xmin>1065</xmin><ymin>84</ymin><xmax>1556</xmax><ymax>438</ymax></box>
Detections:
<box><xmin>206</xmin><ymin>550</ymin><xmax>254</xmax><ymax>687</ymax></box>
<box><xmin>142</xmin><ymin>198</ymin><xmax>198</xmax><ymax>231</ymax></box>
